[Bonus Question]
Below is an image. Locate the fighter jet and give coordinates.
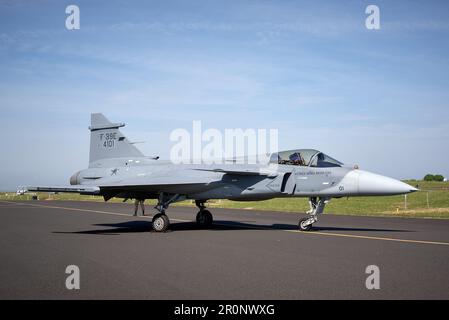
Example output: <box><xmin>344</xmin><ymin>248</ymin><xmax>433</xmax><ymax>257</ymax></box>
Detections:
<box><xmin>25</xmin><ymin>113</ymin><xmax>418</xmax><ymax>232</ymax></box>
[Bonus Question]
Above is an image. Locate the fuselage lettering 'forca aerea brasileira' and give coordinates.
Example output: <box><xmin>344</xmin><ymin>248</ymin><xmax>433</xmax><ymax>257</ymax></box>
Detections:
<box><xmin>26</xmin><ymin>113</ymin><xmax>417</xmax><ymax>232</ymax></box>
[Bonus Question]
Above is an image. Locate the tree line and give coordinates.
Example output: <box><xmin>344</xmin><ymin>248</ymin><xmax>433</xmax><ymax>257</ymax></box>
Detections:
<box><xmin>423</xmin><ymin>174</ymin><xmax>445</xmax><ymax>182</ymax></box>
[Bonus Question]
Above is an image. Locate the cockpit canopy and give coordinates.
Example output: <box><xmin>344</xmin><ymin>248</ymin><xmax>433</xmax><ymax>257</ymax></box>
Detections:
<box><xmin>269</xmin><ymin>149</ymin><xmax>343</xmax><ymax>167</ymax></box>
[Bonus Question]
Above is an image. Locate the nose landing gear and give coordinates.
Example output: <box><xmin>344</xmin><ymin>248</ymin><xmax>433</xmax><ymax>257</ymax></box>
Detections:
<box><xmin>298</xmin><ymin>197</ymin><xmax>330</xmax><ymax>231</ymax></box>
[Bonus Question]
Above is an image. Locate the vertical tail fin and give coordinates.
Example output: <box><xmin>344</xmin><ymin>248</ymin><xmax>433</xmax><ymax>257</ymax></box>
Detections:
<box><xmin>89</xmin><ymin>113</ymin><xmax>144</xmax><ymax>164</ymax></box>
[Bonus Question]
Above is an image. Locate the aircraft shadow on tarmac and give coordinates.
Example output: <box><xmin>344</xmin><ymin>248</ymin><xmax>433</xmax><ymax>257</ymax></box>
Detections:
<box><xmin>52</xmin><ymin>220</ymin><xmax>412</xmax><ymax>235</ymax></box>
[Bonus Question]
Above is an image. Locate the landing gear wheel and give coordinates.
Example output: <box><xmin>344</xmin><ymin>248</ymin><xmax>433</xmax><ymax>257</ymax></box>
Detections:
<box><xmin>298</xmin><ymin>217</ymin><xmax>313</xmax><ymax>231</ymax></box>
<box><xmin>196</xmin><ymin>210</ymin><xmax>213</xmax><ymax>228</ymax></box>
<box><xmin>152</xmin><ymin>213</ymin><xmax>170</xmax><ymax>232</ymax></box>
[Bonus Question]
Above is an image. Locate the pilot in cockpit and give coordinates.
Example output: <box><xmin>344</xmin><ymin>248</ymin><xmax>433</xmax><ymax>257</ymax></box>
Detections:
<box><xmin>289</xmin><ymin>152</ymin><xmax>305</xmax><ymax>166</ymax></box>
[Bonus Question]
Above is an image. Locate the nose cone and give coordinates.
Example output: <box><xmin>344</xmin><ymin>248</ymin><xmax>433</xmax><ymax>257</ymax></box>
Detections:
<box><xmin>358</xmin><ymin>170</ymin><xmax>418</xmax><ymax>196</ymax></box>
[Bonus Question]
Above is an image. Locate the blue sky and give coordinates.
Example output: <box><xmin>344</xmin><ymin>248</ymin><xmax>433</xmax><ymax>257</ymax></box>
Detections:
<box><xmin>1</xmin><ymin>0</ymin><xmax>449</xmax><ymax>190</ymax></box>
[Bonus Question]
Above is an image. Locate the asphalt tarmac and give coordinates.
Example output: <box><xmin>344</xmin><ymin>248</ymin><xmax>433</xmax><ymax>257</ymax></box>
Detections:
<box><xmin>0</xmin><ymin>200</ymin><xmax>448</xmax><ymax>299</ymax></box>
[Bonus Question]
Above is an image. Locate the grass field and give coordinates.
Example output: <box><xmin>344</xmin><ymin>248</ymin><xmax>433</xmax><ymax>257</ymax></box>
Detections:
<box><xmin>1</xmin><ymin>180</ymin><xmax>448</xmax><ymax>219</ymax></box>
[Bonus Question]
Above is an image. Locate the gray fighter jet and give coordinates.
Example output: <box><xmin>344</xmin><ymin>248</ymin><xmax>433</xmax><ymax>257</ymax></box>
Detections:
<box><xmin>25</xmin><ymin>113</ymin><xmax>417</xmax><ymax>232</ymax></box>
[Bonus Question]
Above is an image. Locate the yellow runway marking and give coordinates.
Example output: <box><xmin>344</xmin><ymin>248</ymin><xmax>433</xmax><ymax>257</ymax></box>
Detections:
<box><xmin>0</xmin><ymin>201</ymin><xmax>22</xmax><ymax>205</ymax></box>
<box><xmin>286</xmin><ymin>230</ymin><xmax>449</xmax><ymax>246</ymax></box>
<box><xmin>1</xmin><ymin>201</ymin><xmax>190</xmax><ymax>222</ymax></box>
<box><xmin>2</xmin><ymin>201</ymin><xmax>449</xmax><ymax>247</ymax></box>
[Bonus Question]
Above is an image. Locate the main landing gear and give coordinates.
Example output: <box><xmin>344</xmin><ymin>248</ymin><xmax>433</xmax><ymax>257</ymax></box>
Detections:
<box><xmin>152</xmin><ymin>213</ymin><xmax>170</xmax><ymax>232</ymax></box>
<box><xmin>298</xmin><ymin>197</ymin><xmax>330</xmax><ymax>231</ymax></box>
<box><xmin>195</xmin><ymin>200</ymin><xmax>213</xmax><ymax>228</ymax></box>
<box><xmin>149</xmin><ymin>194</ymin><xmax>212</xmax><ymax>232</ymax></box>
<box><xmin>151</xmin><ymin>193</ymin><xmax>182</xmax><ymax>232</ymax></box>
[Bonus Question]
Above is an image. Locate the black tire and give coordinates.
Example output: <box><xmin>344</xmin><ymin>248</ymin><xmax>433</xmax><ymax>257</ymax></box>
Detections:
<box><xmin>298</xmin><ymin>217</ymin><xmax>313</xmax><ymax>231</ymax></box>
<box><xmin>196</xmin><ymin>210</ymin><xmax>213</xmax><ymax>228</ymax></box>
<box><xmin>152</xmin><ymin>213</ymin><xmax>170</xmax><ymax>232</ymax></box>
